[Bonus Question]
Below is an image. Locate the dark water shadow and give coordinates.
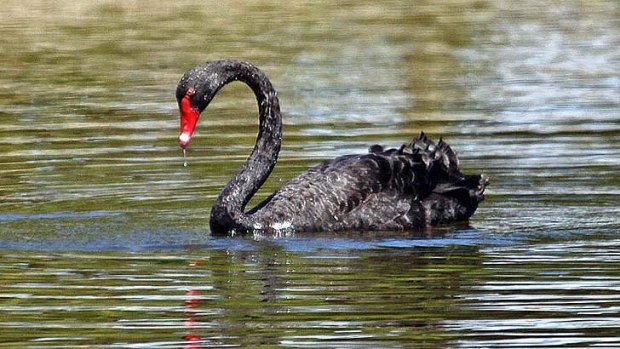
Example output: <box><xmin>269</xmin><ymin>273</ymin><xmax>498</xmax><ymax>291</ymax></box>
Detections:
<box><xmin>0</xmin><ymin>210</ymin><xmax>520</xmax><ymax>252</ymax></box>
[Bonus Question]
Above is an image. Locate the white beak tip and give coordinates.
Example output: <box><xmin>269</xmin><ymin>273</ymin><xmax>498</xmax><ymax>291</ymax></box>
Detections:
<box><xmin>179</xmin><ymin>133</ymin><xmax>191</xmax><ymax>146</ymax></box>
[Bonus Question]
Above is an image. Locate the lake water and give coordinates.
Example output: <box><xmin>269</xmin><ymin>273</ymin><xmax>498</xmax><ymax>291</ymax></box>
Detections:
<box><xmin>1</xmin><ymin>0</ymin><xmax>619</xmax><ymax>348</ymax></box>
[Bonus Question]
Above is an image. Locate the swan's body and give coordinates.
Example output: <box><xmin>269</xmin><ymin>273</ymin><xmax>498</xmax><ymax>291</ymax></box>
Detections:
<box><xmin>176</xmin><ymin>60</ymin><xmax>488</xmax><ymax>234</ymax></box>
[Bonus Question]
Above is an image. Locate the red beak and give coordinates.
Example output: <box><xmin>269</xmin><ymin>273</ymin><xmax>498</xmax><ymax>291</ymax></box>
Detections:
<box><xmin>179</xmin><ymin>89</ymin><xmax>200</xmax><ymax>149</ymax></box>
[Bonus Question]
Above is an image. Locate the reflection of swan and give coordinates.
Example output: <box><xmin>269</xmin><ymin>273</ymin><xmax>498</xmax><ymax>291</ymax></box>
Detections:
<box><xmin>176</xmin><ymin>60</ymin><xmax>488</xmax><ymax>234</ymax></box>
<box><xmin>183</xmin><ymin>289</ymin><xmax>202</xmax><ymax>349</ymax></box>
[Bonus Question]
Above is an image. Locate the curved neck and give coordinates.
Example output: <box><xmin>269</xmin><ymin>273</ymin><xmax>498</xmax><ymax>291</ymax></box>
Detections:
<box><xmin>208</xmin><ymin>61</ymin><xmax>282</xmax><ymax>231</ymax></box>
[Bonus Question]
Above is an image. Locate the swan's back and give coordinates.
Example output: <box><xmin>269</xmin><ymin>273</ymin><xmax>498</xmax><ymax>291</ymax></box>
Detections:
<box><xmin>240</xmin><ymin>133</ymin><xmax>487</xmax><ymax>233</ymax></box>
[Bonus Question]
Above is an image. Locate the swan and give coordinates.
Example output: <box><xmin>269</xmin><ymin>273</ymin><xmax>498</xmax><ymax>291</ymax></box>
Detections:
<box><xmin>176</xmin><ymin>59</ymin><xmax>488</xmax><ymax>234</ymax></box>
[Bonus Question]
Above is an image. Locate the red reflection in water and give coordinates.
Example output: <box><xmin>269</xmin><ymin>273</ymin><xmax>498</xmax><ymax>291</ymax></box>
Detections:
<box><xmin>183</xmin><ymin>261</ymin><xmax>205</xmax><ymax>349</ymax></box>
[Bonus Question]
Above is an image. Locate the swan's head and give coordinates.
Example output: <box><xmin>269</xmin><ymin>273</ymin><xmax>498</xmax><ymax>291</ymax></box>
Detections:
<box><xmin>176</xmin><ymin>62</ymin><xmax>229</xmax><ymax>149</ymax></box>
<box><xmin>176</xmin><ymin>59</ymin><xmax>271</xmax><ymax>149</ymax></box>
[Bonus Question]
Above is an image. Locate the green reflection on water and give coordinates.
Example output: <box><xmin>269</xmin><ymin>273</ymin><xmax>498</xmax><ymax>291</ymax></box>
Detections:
<box><xmin>0</xmin><ymin>246</ymin><xmax>487</xmax><ymax>347</ymax></box>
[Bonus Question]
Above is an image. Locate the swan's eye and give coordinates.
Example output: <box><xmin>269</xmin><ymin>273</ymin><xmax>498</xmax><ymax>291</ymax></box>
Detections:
<box><xmin>184</xmin><ymin>88</ymin><xmax>196</xmax><ymax>105</ymax></box>
<box><xmin>181</xmin><ymin>90</ymin><xmax>196</xmax><ymax>112</ymax></box>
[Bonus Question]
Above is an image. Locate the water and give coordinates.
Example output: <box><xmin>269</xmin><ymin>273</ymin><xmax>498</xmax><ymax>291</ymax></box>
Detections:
<box><xmin>0</xmin><ymin>0</ymin><xmax>619</xmax><ymax>347</ymax></box>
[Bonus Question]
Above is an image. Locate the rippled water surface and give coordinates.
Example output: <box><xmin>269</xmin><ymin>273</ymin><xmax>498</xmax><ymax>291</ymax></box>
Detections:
<box><xmin>1</xmin><ymin>0</ymin><xmax>619</xmax><ymax>347</ymax></box>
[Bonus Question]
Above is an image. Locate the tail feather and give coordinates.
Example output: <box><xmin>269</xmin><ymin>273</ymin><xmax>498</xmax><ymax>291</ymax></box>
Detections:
<box><xmin>437</xmin><ymin>138</ymin><xmax>459</xmax><ymax>170</ymax></box>
<box><xmin>366</xmin><ymin>132</ymin><xmax>488</xmax><ymax>224</ymax></box>
<box><xmin>400</xmin><ymin>132</ymin><xmax>460</xmax><ymax>172</ymax></box>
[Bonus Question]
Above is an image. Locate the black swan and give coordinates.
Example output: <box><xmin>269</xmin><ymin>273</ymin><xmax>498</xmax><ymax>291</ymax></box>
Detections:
<box><xmin>176</xmin><ymin>59</ymin><xmax>488</xmax><ymax>234</ymax></box>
